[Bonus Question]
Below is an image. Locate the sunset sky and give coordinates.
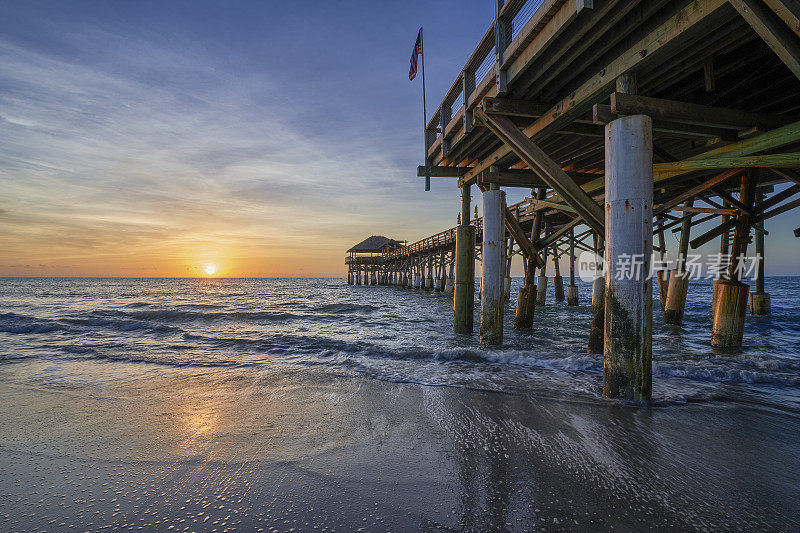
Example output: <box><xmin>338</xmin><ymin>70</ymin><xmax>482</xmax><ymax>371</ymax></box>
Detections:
<box><xmin>1</xmin><ymin>1</ymin><xmax>798</xmax><ymax>277</ymax></box>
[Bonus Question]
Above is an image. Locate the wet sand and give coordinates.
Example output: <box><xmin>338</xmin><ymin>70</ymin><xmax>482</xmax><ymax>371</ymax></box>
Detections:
<box><xmin>1</xmin><ymin>362</ymin><xmax>799</xmax><ymax>532</ymax></box>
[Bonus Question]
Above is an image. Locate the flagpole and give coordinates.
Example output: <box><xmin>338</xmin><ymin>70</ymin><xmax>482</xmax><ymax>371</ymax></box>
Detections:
<box><xmin>421</xmin><ymin>27</ymin><xmax>430</xmax><ymax>191</ymax></box>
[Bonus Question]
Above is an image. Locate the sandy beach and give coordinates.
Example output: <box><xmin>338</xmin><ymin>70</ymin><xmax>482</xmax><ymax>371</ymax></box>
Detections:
<box><xmin>2</xmin><ymin>358</ymin><xmax>799</xmax><ymax>532</ymax></box>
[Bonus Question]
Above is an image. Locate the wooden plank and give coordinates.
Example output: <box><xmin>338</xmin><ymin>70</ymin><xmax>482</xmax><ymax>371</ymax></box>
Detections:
<box><xmin>653</xmin><ymin>153</ymin><xmax>800</xmax><ymax>180</ymax></box>
<box><xmin>537</xmin><ymin>217</ymin><xmax>582</xmax><ymax>248</ymax></box>
<box><xmin>653</xmin><ymin>169</ymin><xmax>741</xmax><ymax>215</ymax></box>
<box><xmin>417</xmin><ymin>165</ymin><xmax>468</xmax><ymax>177</ymax></box>
<box><xmin>529</xmin><ymin>199</ymin><xmax>578</xmax><ymax>213</ymax></box>
<box><xmin>663</xmin><ymin>205</ymin><xmax>738</xmax><ymax>215</ymax></box>
<box><xmin>731</xmin><ymin>0</ymin><xmax>800</xmax><ymax>81</ymax></box>
<box><xmin>754</xmin><ymin>183</ymin><xmax>800</xmax><ymax>213</ymax></box>
<box><xmin>610</xmin><ymin>92</ymin><xmax>790</xmax><ymax>130</ymax></box>
<box><xmin>691</xmin><ymin>197</ymin><xmax>800</xmax><ymax>248</ymax></box>
<box><xmin>655</xmin><ymin>120</ymin><xmax>800</xmax><ymax>183</ymax></box>
<box><xmin>483</xmin><ymin>97</ymin><xmax>552</xmax><ymax>118</ymax></box>
<box><xmin>504</xmin><ymin>0</ymin><xmax>589</xmax><ymax>85</ymax></box>
<box><xmin>478</xmin><ymin>109</ymin><xmax>605</xmax><ymax>233</ymax></box>
<box><xmin>459</xmin><ymin>0</ymin><xmax>728</xmax><ymax>187</ymax></box>
<box><xmin>773</xmin><ymin>168</ymin><xmax>800</xmax><ymax>185</ymax></box>
<box><xmin>595</xmin><ymin>102</ymin><xmax>740</xmax><ymax>139</ymax></box>
<box><xmin>763</xmin><ymin>0</ymin><xmax>800</xmax><ymax>39</ymax></box>
<box><xmin>478</xmin><ymin>170</ymin><xmax>547</xmax><ymax>188</ymax></box>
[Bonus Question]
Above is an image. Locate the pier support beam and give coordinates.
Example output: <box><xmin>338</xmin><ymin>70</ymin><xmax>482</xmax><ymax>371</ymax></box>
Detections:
<box><xmin>514</xmin><ymin>259</ymin><xmax>537</xmax><ymax>330</ymax></box>
<box><xmin>588</xmin><ymin>233</ymin><xmax>604</xmax><ymax>354</ymax></box>
<box><xmin>656</xmin><ymin>222</ymin><xmax>668</xmax><ymax>311</ymax></box>
<box><xmin>454</xmin><ymin>227</ymin><xmax>476</xmax><ymax>333</ymax></box>
<box><xmin>445</xmin><ymin>252</ymin><xmax>455</xmax><ymax>293</ymax></box>
<box><xmin>515</xmin><ymin>187</ymin><xmax>543</xmax><ymax>330</ymax></box>
<box><xmin>603</xmin><ymin>114</ymin><xmax>653</xmax><ymax>402</ymax></box>
<box><xmin>553</xmin><ymin>250</ymin><xmax>564</xmax><ymax>301</ymax></box>
<box><xmin>480</xmin><ymin>186</ymin><xmax>505</xmax><ymax>345</ymax></box>
<box><xmin>536</xmin><ymin>245</ymin><xmax>548</xmax><ymax>305</ymax></box>
<box><xmin>751</xmin><ymin>191</ymin><xmax>771</xmax><ymax>315</ymax></box>
<box><xmin>712</xmin><ymin>170</ymin><xmax>758</xmax><ymax>348</ymax></box>
<box><xmin>567</xmin><ymin>228</ymin><xmax>579</xmax><ymax>306</ymax></box>
<box><xmin>712</xmin><ymin>205</ymin><xmax>731</xmax><ymax>314</ymax></box>
<box><xmin>454</xmin><ymin>184</ymin><xmax>475</xmax><ymax>336</ymax></box>
<box><xmin>664</xmin><ymin>199</ymin><xmax>694</xmax><ymax>325</ymax></box>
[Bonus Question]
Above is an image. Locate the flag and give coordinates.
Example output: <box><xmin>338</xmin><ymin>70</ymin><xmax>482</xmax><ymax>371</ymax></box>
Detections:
<box><xmin>409</xmin><ymin>28</ymin><xmax>422</xmax><ymax>81</ymax></box>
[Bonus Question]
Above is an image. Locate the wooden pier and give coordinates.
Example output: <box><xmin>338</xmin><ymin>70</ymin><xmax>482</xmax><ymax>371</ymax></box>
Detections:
<box><xmin>348</xmin><ymin>0</ymin><xmax>800</xmax><ymax>402</ymax></box>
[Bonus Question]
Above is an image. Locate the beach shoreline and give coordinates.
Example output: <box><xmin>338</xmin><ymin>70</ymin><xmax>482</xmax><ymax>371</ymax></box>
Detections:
<box><xmin>2</xmin><ymin>360</ymin><xmax>799</xmax><ymax>532</ymax></box>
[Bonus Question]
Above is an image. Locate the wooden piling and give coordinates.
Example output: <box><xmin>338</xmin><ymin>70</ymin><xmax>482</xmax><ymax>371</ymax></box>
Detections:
<box><xmin>751</xmin><ymin>190</ymin><xmax>770</xmax><ymax>315</ymax></box>
<box><xmin>712</xmin><ymin>169</ymin><xmax>758</xmax><ymax>348</ymax></box>
<box><xmin>567</xmin><ymin>227</ymin><xmax>578</xmax><ymax>306</ymax></box>
<box><xmin>454</xmin><ymin>226</ymin><xmax>476</xmax><ymax>333</ymax></box>
<box><xmin>656</xmin><ymin>222</ymin><xmax>667</xmax><ymax>311</ymax></box>
<box><xmin>515</xmin><ymin>187</ymin><xmax>543</xmax><ymax>329</ymax></box>
<box><xmin>453</xmin><ymin>185</ymin><xmax>475</xmax><ymax>334</ymax></box>
<box><xmin>664</xmin><ymin>199</ymin><xmax>693</xmax><ymax>325</ymax></box>
<box><xmin>587</xmin><ymin>233</ymin><xmax>604</xmax><ymax>354</ymax></box>
<box><xmin>553</xmin><ymin>249</ymin><xmax>565</xmax><ymax>301</ymax></box>
<box><xmin>536</xmin><ymin>244</ymin><xmax>548</xmax><ymax>305</ymax></box>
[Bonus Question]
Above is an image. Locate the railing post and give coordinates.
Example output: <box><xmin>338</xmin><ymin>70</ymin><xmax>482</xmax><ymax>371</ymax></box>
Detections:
<box><xmin>462</xmin><ymin>69</ymin><xmax>476</xmax><ymax>134</ymax></box>
<box><xmin>440</xmin><ymin>105</ymin><xmax>452</xmax><ymax>158</ymax></box>
<box><xmin>494</xmin><ymin>0</ymin><xmax>511</xmax><ymax>95</ymax></box>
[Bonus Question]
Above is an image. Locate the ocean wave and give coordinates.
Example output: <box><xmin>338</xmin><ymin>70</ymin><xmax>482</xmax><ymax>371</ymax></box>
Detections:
<box><xmin>316</xmin><ymin>303</ymin><xmax>378</xmax><ymax>313</ymax></box>
<box><xmin>654</xmin><ymin>362</ymin><xmax>800</xmax><ymax>386</ymax></box>
<box><xmin>90</xmin><ymin>308</ymin><xmax>301</xmax><ymax>323</ymax></box>
<box><xmin>62</xmin><ymin>317</ymin><xmax>183</xmax><ymax>335</ymax></box>
<box><xmin>0</xmin><ymin>312</ymin><xmax>66</xmax><ymax>334</ymax></box>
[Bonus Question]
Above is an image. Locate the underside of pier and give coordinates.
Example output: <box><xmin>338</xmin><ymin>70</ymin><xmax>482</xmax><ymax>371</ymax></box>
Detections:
<box><xmin>349</xmin><ymin>0</ymin><xmax>800</xmax><ymax>402</ymax></box>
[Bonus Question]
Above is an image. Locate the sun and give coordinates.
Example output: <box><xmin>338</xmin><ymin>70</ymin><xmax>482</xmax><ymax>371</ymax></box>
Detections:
<box><xmin>204</xmin><ymin>264</ymin><xmax>216</xmax><ymax>275</ymax></box>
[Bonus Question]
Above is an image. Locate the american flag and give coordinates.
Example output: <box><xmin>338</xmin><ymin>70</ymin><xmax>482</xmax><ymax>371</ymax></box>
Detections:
<box><xmin>409</xmin><ymin>28</ymin><xmax>422</xmax><ymax>81</ymax></box>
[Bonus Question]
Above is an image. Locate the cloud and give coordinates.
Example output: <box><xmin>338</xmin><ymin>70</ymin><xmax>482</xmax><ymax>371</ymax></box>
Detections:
<box><xmin>0</xmin><ymin>19</ymin><xmax>438</xmax><ymax>276</ymax></box>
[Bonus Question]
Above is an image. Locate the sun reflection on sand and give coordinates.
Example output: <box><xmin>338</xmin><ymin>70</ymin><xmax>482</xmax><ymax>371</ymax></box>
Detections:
<box><xmin>180</xmin><ymin>401</ymin><xmax>219</xmax><ymax>449</ymax></box>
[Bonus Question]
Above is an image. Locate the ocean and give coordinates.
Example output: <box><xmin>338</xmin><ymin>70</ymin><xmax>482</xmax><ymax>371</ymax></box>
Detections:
<box><xmin>2</xmin><ymin>277</ymin><xmax>800</xmax><ymax>530</ymax></box>
<box><xmin>2</xmin><ymin>277</ymin><xmax>799</xmax><ymax>407</ymax></box>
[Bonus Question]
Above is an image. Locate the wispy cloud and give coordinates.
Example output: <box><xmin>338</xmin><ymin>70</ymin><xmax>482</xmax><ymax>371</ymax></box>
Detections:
<box><xmin>0</xmin><ymin>11</ymin><xmax>451</xmax><ymax>276</ymax></box>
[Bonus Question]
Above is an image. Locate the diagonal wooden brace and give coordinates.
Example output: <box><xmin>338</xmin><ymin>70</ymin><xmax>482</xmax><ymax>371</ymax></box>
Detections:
<box><xmin>503</xmin><ymin>205</ymin><xmax>544</xmax><ymax>268</ymax></box>
<box><xmin>477</xmin><ymin>108</ymin><xmax>605</xmax><ymax>234</ymax></box>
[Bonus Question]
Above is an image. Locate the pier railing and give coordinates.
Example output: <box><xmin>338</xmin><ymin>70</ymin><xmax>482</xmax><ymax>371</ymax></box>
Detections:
<box><xmin>424</xmin><ymin>0</ymin><xmax>557</xmax><ymax>166</ymax></box>
<box><xmin>383</xmin><ymin>199</ymin><xmax>530</xmax><ymax>262</ymax></box>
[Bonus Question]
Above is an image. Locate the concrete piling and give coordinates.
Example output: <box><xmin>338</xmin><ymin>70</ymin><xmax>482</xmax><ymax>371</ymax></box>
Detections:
<box><xmin>603</xmin><ymin>112</ymin><xmax>653</xmax><ymax>402</ymax></box>
<box><xmin>479</xmin><ymin>186</ymin><xmax>504</xmax><ymax>345</ymax></box>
